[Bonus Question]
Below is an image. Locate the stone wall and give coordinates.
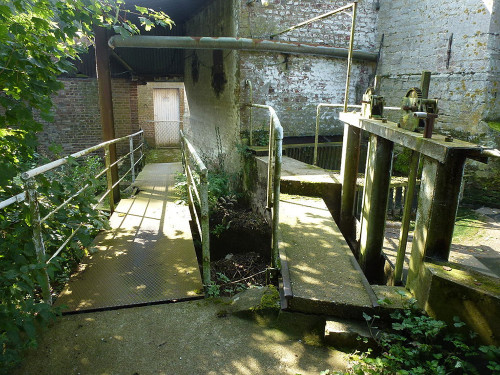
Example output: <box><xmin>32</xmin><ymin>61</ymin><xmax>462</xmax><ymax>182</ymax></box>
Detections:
<box><xmin>376</xmin><ymin>0</ymin><xmax>499</xmax><ymax>138</ymax></box>
<box><xmin>184</xmin><ymin>0</ymin><xmax>242</xmax><ymax>174</ymax></box>
<box><xmin>38</xmin><ymin>78</ymin><xmax>140</xmax><ymax>156</ymax></box>
<box><xmin>238</xmin><ymin>0</ymin><xmax>379</xmax><ymax>138</ymax></box>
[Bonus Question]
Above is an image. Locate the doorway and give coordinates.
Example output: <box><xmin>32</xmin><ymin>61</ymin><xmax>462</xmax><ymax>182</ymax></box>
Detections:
<box><xmin>153</xmin><ymin>88</ymin><xmax>180</xmax><ymax>147</ymax></box>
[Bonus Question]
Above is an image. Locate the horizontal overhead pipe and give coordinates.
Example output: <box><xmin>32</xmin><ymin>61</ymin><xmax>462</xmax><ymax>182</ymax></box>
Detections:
<box><xmin>108</xmin><ymin>36</ymin><xmax>378</xmax><ymax>62</ymax></box>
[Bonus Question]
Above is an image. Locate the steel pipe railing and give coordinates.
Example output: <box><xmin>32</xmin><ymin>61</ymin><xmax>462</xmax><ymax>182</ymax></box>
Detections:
<box><xmin>270</xmin><ymin>3</ymin><xmax>355</xmax><ymax>39</ymax></box>
<box><xmin>180</xmin><ymin>130</ymin><xmax>210</xmax><ymax>290</ymax></box>
<box><xmin>1</xmin><ymin>130</ymin><xmax>144</xmax><ymax>304</ymax></box>
<box><xmin>314</xmin><ymin>104</ymin><xmax>401</xmax><ymax>165</ymax></box>
<box><xmin>247</xmin><ymin>104</ymin><xmax>283</xmax><ymax>269</ymax></box>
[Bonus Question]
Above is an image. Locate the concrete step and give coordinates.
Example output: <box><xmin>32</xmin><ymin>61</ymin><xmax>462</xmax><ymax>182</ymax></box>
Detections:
<box><xmin>279</xmin><ymin>194</ymin><xmax>379</xmax><ymax>319</ymax></box>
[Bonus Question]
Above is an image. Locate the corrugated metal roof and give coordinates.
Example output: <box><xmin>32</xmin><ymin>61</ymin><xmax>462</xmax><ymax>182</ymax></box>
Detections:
<box><xmin>72</xmin><ymin>0</ymin><xmax>216</xmax><ymax>79</ymax></box>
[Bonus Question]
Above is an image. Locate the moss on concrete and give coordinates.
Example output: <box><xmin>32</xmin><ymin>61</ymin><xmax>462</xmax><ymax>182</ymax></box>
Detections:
<box><xmin>487</xmin><ymin>121</ymin><xmax>500</xmax><ymax>132</ymax></box>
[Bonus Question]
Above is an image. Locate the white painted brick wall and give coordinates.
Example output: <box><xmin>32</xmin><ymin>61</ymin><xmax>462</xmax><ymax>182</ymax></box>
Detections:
<box><xmin>376</xmin><ymin>0</ymin><xmax>499</xmax><ymax>136</ymax></box>
<box><xmin>238</xmin><ymin>0</ymin><xmax>378</xmax><ymax>138</ymax></box>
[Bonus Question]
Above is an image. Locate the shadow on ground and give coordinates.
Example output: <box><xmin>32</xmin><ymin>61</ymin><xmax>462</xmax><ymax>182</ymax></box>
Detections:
<box><xmin>15</xmin><ymin>299</ymin><xmax>348</xmax><ymax>375</ymax></box>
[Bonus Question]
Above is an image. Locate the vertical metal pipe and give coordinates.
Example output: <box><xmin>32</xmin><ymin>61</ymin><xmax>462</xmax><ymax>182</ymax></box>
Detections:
<box><xmin>129</xmin><ymin>136</ymin><xmax>135</xmax><ymax>183</ymax></box>
<box><xmin>200</xmin><ymin>171</ymin><xmax>211</xmax><ymax>288</ymax></box>
<box><xmin>394</xmin><ymin>150</ymin><xmax>420</xmax><ymax>284</ymax></box>
<box><xmin>266</xmin><ymin>114</ymin><xmax>275</xmax><ymax>208</ymax></box>
<box><xmin>343</xmin><ymin>1</ymin><xmax>358</xmax><ymax>112</ymax></box>
<box><xmin>105</xmin><ymin>145</ymin><xmax>115</xmax><ymax>214</ymax></box>
<box><xmin>140</xmin><ymin>131</ymin><xmax>145</xmax><ymax>168</ymax></box>
<box><xmin>24</xmin><ymin>177</ymin><xmax>52</xmax><ymax>304</ymax></box>
<box><xmin>246</xmin><ymin>80</ymin><xmax>253</xmax><ymax>146</ymax></box>
<box><xmin>272</xmin><ymin>122</ymin><xmax>283</xmax><ymax>269</ymax></box>
<box><xmin>314</xmin><ymin>105</ymin><xmax>321</xmax><ymax>165</ymax></box>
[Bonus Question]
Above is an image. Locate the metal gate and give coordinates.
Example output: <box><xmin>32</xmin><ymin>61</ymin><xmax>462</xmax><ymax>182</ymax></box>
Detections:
<box><xmin>154</xmin><ymin>88</ymin><xmax>180</xmax><ymax>147</ymax></box>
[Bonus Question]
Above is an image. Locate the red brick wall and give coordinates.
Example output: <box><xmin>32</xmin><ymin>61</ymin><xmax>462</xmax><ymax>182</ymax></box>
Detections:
<box><xmin>38</xmin><ymin>78</ymin><xmax>140</xmax><ymax>157</ymax></box>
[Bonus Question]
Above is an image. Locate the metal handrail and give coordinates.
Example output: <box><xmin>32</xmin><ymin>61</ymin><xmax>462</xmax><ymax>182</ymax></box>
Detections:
<box><xmin>247</xmin><ymin>104</ymin><xmax>283</xmax><ymax>269</ymax></box>
<box><xmin>0</xmin><ymin>130</ymin><xmax>144</xmax><ymax>304</ymax></box>
<box><xmin>180</xmin><ymin>130</ymin><xmax>210</xmax><ymax>289</ymax></box>
<box><xmin>314</xmin><ymin>104</ymin><xmax>401</xmax><ymax>165</ymax></box>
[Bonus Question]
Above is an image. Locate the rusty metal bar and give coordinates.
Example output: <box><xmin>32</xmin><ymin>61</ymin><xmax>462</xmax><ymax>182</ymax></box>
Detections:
<box><xmin>245</xmin><ymin>80</ymin><xmax>254</xmax><ymax>146</ymax></box>
<box><xmin>109</xmin><ymin>36</ymin><xmax>378</xmax><ymax>62</ymax></box>
<box><xmin>180</xmin><ymin>130</ymin><xmax>210</xmax><ymax>289</ymax></box>
<box><xmin>270</xmin><ymin>3</ymin><xmax>355</xmax><ymax>39</ymax></box>
<box><xmin>343</xmin><ymin>1</ymin><xmax>358</xmax><ymax>111</ymax></box>
<box><xmin>248</xmin><ymin>104</ymin><xmax>283</xmax><ymax>268</ymax></box>
<box><xmin>394</xmin><ymin>150</ymin><xmax>419</xmax><ymax>284</ymax></box>
<box><xmin>22</xmin><ymin>131</ymin><xmax>143</xmax><ymax>180</ymax></box>
<box><xmin>0</xmin><ymin>192</ymin><xmax>26</xmax><ymax>210</ymax></box>
<box><xmin>130</xmin><ymin>137</ymin><xmax>136</xmax><ymax>182</ymax></box>
<box><xmin>104</xmin><ymin>145</ymin><xmax>115</xmax><ymax>214</ymax></box>
<box><xmin>47</xmin><ymin>223</ymin><xmax>84</xmax><ymax>264</ymax></box>
<box><xmin>24</xmin><ymin>177</ymin><xmax>52</xmax><ymax>304</ymax></box>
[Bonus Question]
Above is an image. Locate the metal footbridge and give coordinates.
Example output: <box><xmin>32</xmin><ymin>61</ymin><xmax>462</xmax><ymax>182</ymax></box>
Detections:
<box><xmin>55</xmin><ymin>163</ymin><xmax>203</xmax><ymax>312</ymax></box>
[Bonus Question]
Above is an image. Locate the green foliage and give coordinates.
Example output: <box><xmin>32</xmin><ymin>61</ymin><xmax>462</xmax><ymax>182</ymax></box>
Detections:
<box><xmin>0</xmin><ymin>0</ymin><xmax>172</xmax><ymax>187</ymax></box>
<box><xmin>0</xmin><ymin>156</ymin><xmax>109</xmax><ymax>372</ymax></box>
<box><xmin>392</xmin><ymin>147</ymin><xmax>412</xmax><ymax>176</ymax></box>
<box><xmin>0</xmin><ymin>2</ymin><xmax>171</xmax><ymax>372</ymax></box>
<box><xmin>334</xmin><ymin>302</ymin><xmax>500</xmax><ymax>375</ymax></box>
<box><xmin>252</xmin><ymin>129</ymin><xmax>270</xmax><ymax>146</ymax></box>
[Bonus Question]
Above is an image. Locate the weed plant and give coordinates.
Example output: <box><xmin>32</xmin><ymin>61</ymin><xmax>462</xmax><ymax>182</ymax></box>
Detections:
<box><xmin>0</xmin><ymin>156</ymin><xmax>109</xmax><ymax>372</ymax></box>
<box><xmin>332</xmin><ymin>296</ymin><xmax>500</xmax><ymax>375</ymax></box>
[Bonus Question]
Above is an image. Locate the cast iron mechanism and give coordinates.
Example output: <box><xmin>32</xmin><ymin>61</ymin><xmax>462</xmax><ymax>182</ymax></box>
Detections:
<box><xmin>361</xmin><ymin>87</ymin><xmax>386</xmax><ymax>120</ymax></box>
<box><xmin>399</xmin><ymin>87</ymin><xmax>438</xmax><ymax>132</ymax></box>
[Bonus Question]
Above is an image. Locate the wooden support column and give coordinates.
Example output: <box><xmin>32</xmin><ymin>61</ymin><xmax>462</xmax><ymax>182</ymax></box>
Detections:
<box><xmin>406</xmin><ymin>153</ymin><xmax>466</xmax><ymax>300</ymax></box>
<box><xmin>359</xmin><ymin>134</ymin><xmax>394</xmax><ymax>282</ymax></box>
<box><xmin>339</xmin><ymin>124</ymin><xmax>361</xmax><ymax>244</ymax></box>
<box><xmin>95</xmin><ymin>26</ymin><xmax>120</xmax><ymax>203</ymax></box>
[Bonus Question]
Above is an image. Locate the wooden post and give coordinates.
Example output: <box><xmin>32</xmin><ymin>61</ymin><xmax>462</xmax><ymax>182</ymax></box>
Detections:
<box><xmin>359</xmin><ymin>134</ymin><xmax>394</xmax><ymax>282</ymax></box>
<box><xmin>340</xmin><ymin>124</ymin><xmax>362</xmax><ymax>244</ymax></box>
<box><xmin>406</xmin><ymin>153</ymin><xmax>466</xmax><ymax>300</ymax></box>
<box><xmin>95</xmin><ymin>26</ymin><xmax>120</xmax><ymax>203</ymax></box>
<box><xmin>25</xmin><ymin>177</ymin><xmax>52</xmax><ymax>304</ymax></box>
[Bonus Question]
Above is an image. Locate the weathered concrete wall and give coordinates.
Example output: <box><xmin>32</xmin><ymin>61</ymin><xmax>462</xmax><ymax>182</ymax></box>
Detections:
<box><xmin>137</xmin><ymin>81</ymin><xmax>187</xmax><ymax>147</ymax></box>
<box><xmin>376</xmin><ymin>0</ymin><xmax>498</xmax><ymax>136</ymax></box>
<box><xmin>38</xmin><ymin>78</ymin><xmax>140</xmax><ymax>156</ymax></box>
<box><xmin>238</xmin><ymin>0</ymin><xmax>378</xmax><ymax>138</ymax></box>
<box><xmin>184</xmin><ymin>0</ymin><xmax>242</xmax><ymax>174</ymax></box>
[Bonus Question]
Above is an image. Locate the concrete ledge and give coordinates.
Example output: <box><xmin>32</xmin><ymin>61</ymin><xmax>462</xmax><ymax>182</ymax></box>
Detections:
<box><xmin>420</xmin><ymin>261</ymin><xmax>500</xmax><ymax>345</ymax></box>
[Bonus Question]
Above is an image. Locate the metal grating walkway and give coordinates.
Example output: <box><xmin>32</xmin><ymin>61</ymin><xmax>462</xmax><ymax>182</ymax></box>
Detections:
<box><xmin>54</xmin><ymin>163</ymin><xmax>203</xmax><ymax>313</ymax></box>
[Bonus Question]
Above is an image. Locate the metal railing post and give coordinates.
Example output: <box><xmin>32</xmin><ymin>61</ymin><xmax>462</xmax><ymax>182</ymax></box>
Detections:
<box><xmin>266</xmin><ymin>113</ymin><xmax>275</xmax><ymax>208</ymax></box>
<box><xmin>245</xmin><ymin>80</ymin><xmax>253</xmax><ymax>146</ymax></box>
<box><xmin>129</xmin><ymin>136</ymin><xmax>135</xmax><ymax>183</ymax></box>
<box><xmin>140</xmin><ymin>131</ymin><xmax>145</xmax><ymax>168</ymax></box>
<box><xmin>105</xmin><ymin>145</ymin><xmax>115</xmax><ymax>214</ymax></box>
<box><xmin>200</xmin><ymin>171</ymin><xmax>210</xmax><ymax>288</ymax></box>
<box><xmin>23</xmin><ymin>177</ymin><xmax>52</xmax><ymax>304</ymax></box>
<box><xmin>272</xmin><ymin>125</ymin><xmax>283</xmax><ymax>268</ymax></box>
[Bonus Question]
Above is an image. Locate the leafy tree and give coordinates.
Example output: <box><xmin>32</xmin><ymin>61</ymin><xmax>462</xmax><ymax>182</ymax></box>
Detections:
<box><xmin>0</xmin><ymin>1</ymin><xmax>172</xmax><ymax>371</ymax></box>
<box><xmin>0</xmin><ymin>0</ymin><xmax>173</xmax><ymax>188</ymax></box>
